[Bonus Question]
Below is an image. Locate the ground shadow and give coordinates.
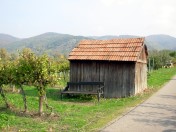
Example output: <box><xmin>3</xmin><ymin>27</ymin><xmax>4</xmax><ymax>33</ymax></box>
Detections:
<box><xmin>129</xmin><ymin>103</ymin><xmax>176</xmax><ymax>129</ymax></box>
<box><xmin>163</xmin><ymin>129</ymin><xmax>176</xmax><ymax>132</ymax></box>
<box><xmin>0</xmin><ymin>106</ymin><xmax>59</xmax><ymax>120</ymax></box>
<box><xmin>24</xmin><ymin>88</ymin><xmax>94</xmax><ymax>103</ymax></box>
<box><xmin>159</xmin><ymin>94</ymin><xmax>176</xmax><ymax>100</ymax></box>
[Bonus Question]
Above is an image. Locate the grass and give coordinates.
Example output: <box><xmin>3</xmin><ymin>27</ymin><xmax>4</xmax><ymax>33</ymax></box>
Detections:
<box><xmin>148</xmin><ymin>68</ymin><xmax>176</xmax><ymax>88</ymax></box>
<box><xmin>0</xmin><ymin>67</ymin><xmax>176</xmax><ymax>131</ymax></box>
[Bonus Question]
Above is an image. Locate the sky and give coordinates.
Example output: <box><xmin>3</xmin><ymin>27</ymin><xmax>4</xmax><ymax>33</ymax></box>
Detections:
<box><xmin>0</xmin><ymin>0</ymin><xmax>176</xmax><ymax>38</ymax></box>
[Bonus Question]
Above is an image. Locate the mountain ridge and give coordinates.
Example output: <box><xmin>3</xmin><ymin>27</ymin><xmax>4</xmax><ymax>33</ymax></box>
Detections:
<box><xmin>0</xmin><ymin>32</ymin><xmax>176</xmax><ymax>55</ymax></box>
<box><xmin>0</xmin><ymin>33</ymin><xmax>20</xmax><ymax>47</ymax></box>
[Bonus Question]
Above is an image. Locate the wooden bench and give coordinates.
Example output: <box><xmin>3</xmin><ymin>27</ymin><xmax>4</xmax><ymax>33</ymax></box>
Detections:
<box><xmin>61</xmin><ymin>82</ymin><xmax>104</xmax><ymax>102</ymax></box>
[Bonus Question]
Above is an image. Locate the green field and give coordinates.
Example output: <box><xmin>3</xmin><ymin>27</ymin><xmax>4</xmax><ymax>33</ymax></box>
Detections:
<box><xmin>1</xmin><ymin>67</ymin><xmax>176</xmax><ymax>132</ymax></box>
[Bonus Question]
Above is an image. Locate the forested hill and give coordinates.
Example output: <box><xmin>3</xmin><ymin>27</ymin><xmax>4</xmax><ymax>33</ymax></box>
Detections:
<box><xmin>146</xmin><ymin>35</ymin><xmax>176</xmax><ymax>50</ymax></box>
<box><xmin>0</xmin><ymin>32</ymin><xmax>89</xmax><ymax>55</ymax></box>
<box><xmin>91</xmin><ymin>35</ymin><xmax>176</xmax><ymax>51</ymax></box>
<box><xmin>0</xmin><ymin>33</ymin><xmax>20</xmax><ymax>47</ymax></box>
<box><xmin>0</xmin><ymin>32</ymin><xmax>176</xmax><ymax>55</ymax></box>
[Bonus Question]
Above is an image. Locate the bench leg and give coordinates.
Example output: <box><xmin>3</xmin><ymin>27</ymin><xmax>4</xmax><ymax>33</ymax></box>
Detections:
<box><xmin>61</xmin><ymin>93</ymin><xmax>63</xmax><ymax>100</ymax></box>
<box><xmin>97</xmin><ymin>92</ymin><xmax>100</xmax><ymax>103</ymax></box>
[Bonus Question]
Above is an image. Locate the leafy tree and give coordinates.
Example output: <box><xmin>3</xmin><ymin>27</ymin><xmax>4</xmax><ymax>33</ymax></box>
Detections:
<box><xmin>14</xmin><ymin>49</ymin><xmax>58</xmax><ymax>115</ymax></box>
<box><xmin>169</xmin><ymin>51</ymin><xmax>176</xmax><ymax>63</ymax></box>
<box><xmin>0</xmin><ymin>49</ymin><xmax>16</xmax><ymax>108</ymax></box>
<box><xmin>53</xmin><ymin>53</ymin><xmax>70</xmax><ymax>82</ymax></box>
<box><xmin>9</xmin><ymin>53</ymin><xmax>18</xmax><ymax>61</ymax></box>
<box><xmin>0</xmin><ymin>60</ymin><xmax>12</xmax><ymax>108</ymax></box>
<box><xmin>0</xmin><ymin>48</ymin><xmax>10</xmax><ymax>61</ymax></box>
<box><xmin>169</xmin><ymin>51</ymin><xmax>176</xmax><ymax>58</ymax></box>
<box><xmin>32</xmin><ymin>54</ymin><xmax>58</xmax><ymax>116</ymax></box>
<box><xmin>0</xmin><ymin>48</ymin><xmax>65</xmax><ymax>115</ymax></box>
<box><xmin>14</xmin><ymin>49</ymin><xmax>37</xmax><ymax>112</ymax></box>
<box><xmin>148</xmin><ymin>50</ymin><xmax>172</xmax><ymax>70</ymax></box>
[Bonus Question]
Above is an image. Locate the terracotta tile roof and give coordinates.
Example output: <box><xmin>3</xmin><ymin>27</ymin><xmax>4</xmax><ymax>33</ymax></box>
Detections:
<box><xmin>68</xmin><ymin>38</ymin><xmax>145</xmax><ymax>61</ymax></box>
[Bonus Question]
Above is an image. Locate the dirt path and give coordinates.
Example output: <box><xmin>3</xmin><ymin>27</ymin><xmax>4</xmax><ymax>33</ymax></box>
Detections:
<box><xmin>101</xmin><ymin>76</ymin><xmax>176</xmax><ymax>132</ymax></box>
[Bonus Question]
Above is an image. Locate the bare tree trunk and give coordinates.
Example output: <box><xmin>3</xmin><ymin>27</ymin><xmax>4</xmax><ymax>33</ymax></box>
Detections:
<box><xmin>39</xmin><ymin>95</ymin><xmax>44</xmax><ymax>116</ymax></box>
<box><xmin>12</xmin><ymin>85</ymin><xmax>15</xmax><ymax>92</ymax></box>
<box><xmin>10</xmin><ymin>83</ymin><xmax>15</xmax><ymax>92</ymax></box>
<box><xmin>63</xmin><ymin>71</ymin><xmax>66</xmax><ymax>81</ymax></box>
<box><xmin>44</xmin><ymin>94</ymin><xmax>53</xmax><ymax>115</ymax></box>
<box><xmin>0</xmin><ymin>86</ymin><xmax>10</xmax><ymax>108</ymax></box>
<box><xmin>19</xmin><ymin>85</ymin><xmax>28</xmax><ymax>112</ymax></box>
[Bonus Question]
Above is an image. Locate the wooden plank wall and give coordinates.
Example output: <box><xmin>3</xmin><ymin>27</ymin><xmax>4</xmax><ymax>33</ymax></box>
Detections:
<box><xmin>134</xmin><ymin>46</ymin><xmax>148</xmax><ymax>94</ymax></box>
<box><xmin>135</xmin><ymin>62</ymin><xmax>147</xmax><ymax>94</ymax></box>
<box><xmin>70</xmin><ymin>60</ymin><xmax>136</xmax><ymax>98</ymax></box>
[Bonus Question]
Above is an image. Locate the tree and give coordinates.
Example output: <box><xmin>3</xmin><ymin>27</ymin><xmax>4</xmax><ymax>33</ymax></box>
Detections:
<box><xmin>14</xmin><ymin>49</ymin><xmax>37</xmax><ymax>112</ymax></box>
<box><xmin>148</xmin><ymin>50</ymin><xmax>172</xmax><ymax>70</ymax></box>
<box><xmin>0</xmin><ymin>60</ymin><xmax>12</xmax><ymax>108</ymax></box>
<box><xmin>169</xmin><ymin>51</ymin><xmax>176</xmax><ymax>58</ymax></box>
<box><xmin>15</xmin><ymin>49</ymin><xmax>58</xmax><ymax>115</ymax></box>
<box><xmin>169</xmin><ymin>51</ymin><xmax>176</xmax><ymax>63</ymax></box>
<box><xmin>0</xmin><ymin>48</ymin><xmax>18</xmax><ymax>108</ymax></box>
<box><xmin>0</xmin><ymin>48</ymin><xmax>61</xmax><ymax>115</ymax></box>
<box><xmin>0</xmin><ymin>48</ymin><xmax>10</xmax><ymax>61</ymax></box>
<box><xmin>32</xmin><ymin>54</ymin><xmax>58</xmax><ymax>116</ymax></box>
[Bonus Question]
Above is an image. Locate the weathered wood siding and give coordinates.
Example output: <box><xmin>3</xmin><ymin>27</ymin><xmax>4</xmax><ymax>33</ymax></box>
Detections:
<box><xmin>134</xmin><ymin>45</ymin><xmax>148</xmax><ymax>94</ymax></box>
<box><xmin>70</xmin><ymin>60</ymin><xmax>135</xmax><ymax>98</ymax></box>
<box><xmin>134</xmin><ymin>62</ymin><xmax>147</xmax><ymax>94</ymax></box>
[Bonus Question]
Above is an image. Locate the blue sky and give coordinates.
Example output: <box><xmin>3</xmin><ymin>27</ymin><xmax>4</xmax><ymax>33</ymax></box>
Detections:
<box><xmin>0</xmin><ymin>0</ymin><xmax>176</xmax><ymax>38</ymax></box>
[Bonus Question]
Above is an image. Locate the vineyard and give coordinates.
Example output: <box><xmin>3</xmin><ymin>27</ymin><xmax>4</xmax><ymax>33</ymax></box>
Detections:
<box><xmin>0</xmin><ymin>48</ymin><xmax>69</xmax><ymax>116</ymax></box>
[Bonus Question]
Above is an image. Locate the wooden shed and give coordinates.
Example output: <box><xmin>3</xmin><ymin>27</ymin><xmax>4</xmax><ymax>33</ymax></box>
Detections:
<box><xmin>68</xmin><ymin>38</ymin><xmax>148</xmax><ymax>98</ymax></box>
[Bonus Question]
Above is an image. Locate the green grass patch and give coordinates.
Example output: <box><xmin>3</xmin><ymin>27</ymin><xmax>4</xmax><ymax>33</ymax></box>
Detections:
<box><xmin>148</xmin><ymin>67</ymin><xmax>176</xmax><ymax>88</ymax></box>
<box><xmin>1</xmin><ymin>67</ymin><xmax>176</xmax><ymax>131</ymax></box>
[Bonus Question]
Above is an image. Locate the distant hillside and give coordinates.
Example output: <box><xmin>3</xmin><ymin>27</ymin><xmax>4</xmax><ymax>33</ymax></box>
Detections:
<box><xmin>0</xmin><ymin>33</ymin><xmax>176</xmax><ymax>56</ymax></box>
<box><xmin>146</xmin><ymin>34</ymin><xmax>176</xmax><ymax>50</ymax></box>
<box><xmin>90</xmin><ymin>34</ymin><xmax>176</xmax><ymax>51</ymax></box>
<box><xmin>6</xmin><ymin>32</ymin><xmax>89</xmax><ymax>55</ymax></box>
<box><xmin>89</xmin><ymin>35</ymin><xmax>139</xmax><ymax>40</ymax></box>
<box><xmin>0</xmin><ymin>33</ymin><xmax>20</xmax><ymax>47</ymax></box>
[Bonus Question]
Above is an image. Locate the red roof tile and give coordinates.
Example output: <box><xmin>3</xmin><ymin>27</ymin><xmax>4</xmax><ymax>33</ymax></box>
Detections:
<box><xmin>68</xmin><ymin>38</ymin><xmax>146</xmax><ymax>61</ymax></box>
